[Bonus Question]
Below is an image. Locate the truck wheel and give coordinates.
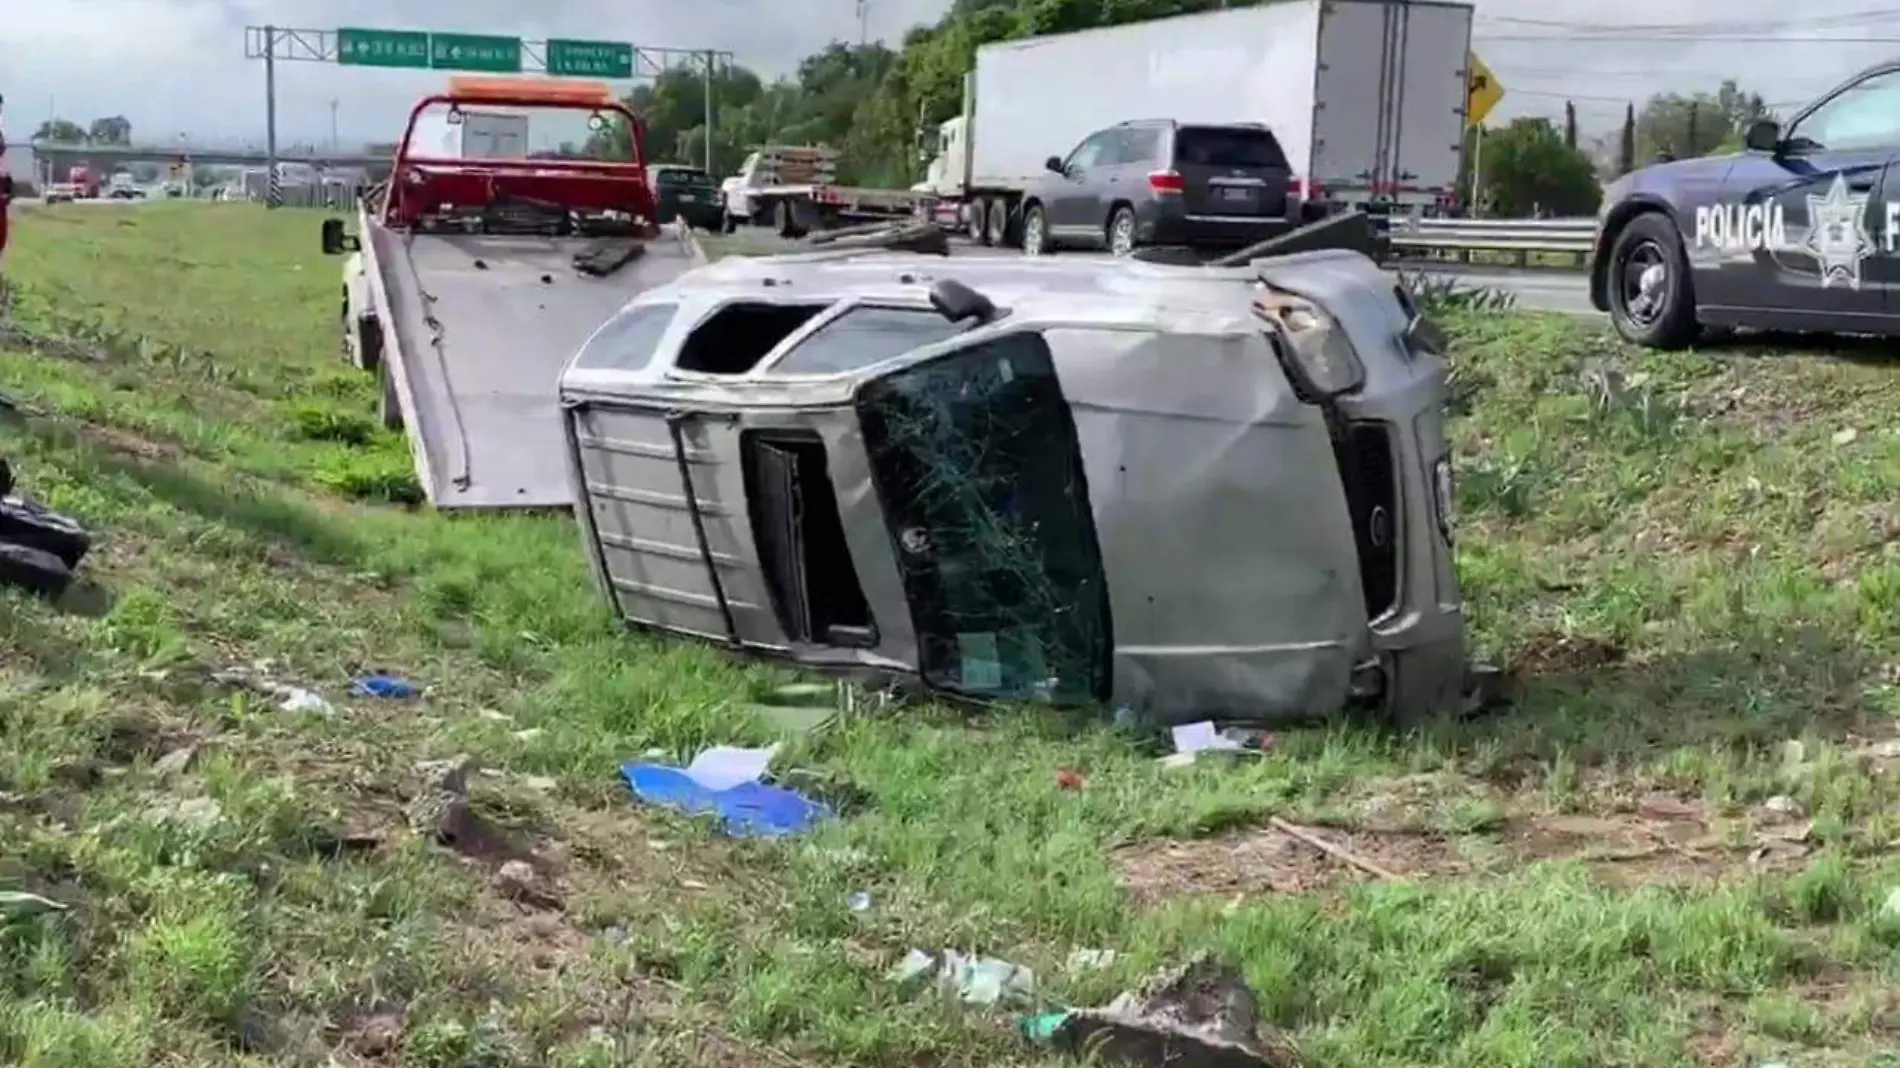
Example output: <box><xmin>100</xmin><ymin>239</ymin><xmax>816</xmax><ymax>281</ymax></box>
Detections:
<box><xmin>984</xmin><ymin>198</ymin><xmax>1009</xmax><ymax>247</ymax></box>
<box><xmin>1021</xmin><ymin>203</ymin><xmax>1050</xmax><ymax>256</ymax></box>
<box><xmin>0</xmin><ymin>497</ymin><xmax>92</xmax><ymax>569</ymax></box>
<box><xmin>967</xmin><ymin>200</ymin><xmax>990</xmax><ymax>246</ymax></box>
<box><xmin>1606</xmin><ymin>211</ymin><xmax>1698</xmax><ymax>350</ymax></box>
<box><xmin>378</xmin><ymin>362</ymin><xmax>403</xmax><ymax>432</ymax></box>
<box><xmin>0</xmin><ymin>542</ymin><xmax>72</xmax><ymax>600</ymax></box>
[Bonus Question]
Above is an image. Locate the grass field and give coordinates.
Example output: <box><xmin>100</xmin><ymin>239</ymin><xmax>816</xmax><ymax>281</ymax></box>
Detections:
<box><xmin>3</xmin><ymin>201</ymin><xmax>1900</xmax><ymax>1068</ymax></box>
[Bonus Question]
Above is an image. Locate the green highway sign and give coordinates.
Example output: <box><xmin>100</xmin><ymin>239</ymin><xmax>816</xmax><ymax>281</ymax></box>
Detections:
<box><xmin>429</xmin><ymin>33</ymin><xmax>523</xmax><ymax>72</ymax></box>
<box><xmin>546</xmin><ymin>39</ymin><xmax>635</xmax><ymax>79</ymax></box>
<box><xmin>336</xmin><ymin>28</ymin><xmax>431</xmax><ymax>68</ymax></box>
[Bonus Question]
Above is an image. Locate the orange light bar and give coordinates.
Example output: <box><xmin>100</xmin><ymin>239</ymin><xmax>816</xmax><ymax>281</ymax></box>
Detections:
<box><xmin>446</xmin><ymin>76</ymin><xmax>615</xmax><ymax>105</ymax></box>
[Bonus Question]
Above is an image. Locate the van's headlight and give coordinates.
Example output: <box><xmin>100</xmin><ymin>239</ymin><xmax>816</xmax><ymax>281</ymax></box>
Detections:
<box><xmin>1434</xmin><ymin>456</ymin><xmax>1455</xmax><ymax>542</ymax></box>
<box><xmin>1253</xmin><ymin>287</ymin><xmax>1366</xmax><ymax>399</ymax></box>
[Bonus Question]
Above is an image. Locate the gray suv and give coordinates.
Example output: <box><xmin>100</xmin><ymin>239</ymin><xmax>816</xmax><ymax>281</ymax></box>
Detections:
<box><xmin>1021</xmin><ymin>119</ymin><xmax>1297</xmax><ymax>257</ymax></box>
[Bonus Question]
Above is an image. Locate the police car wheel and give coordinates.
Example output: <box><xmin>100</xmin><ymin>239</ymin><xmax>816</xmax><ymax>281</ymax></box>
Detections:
<box><xmin>1607</xmin><ymin>212</ymin><xmax>1698</xmax><ymax>349</ymax></box>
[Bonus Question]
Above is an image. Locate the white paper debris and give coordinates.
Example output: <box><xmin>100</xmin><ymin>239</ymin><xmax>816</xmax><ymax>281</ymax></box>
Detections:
<box><xmin>683</xmin><ymin>744</ymin><xmax>780</xmax><ymax>791</ymax></box>
<box><xmin>1171</xmin><ymin>721</ymin><xmax>1244</xmax><ymax>754</ymax></box>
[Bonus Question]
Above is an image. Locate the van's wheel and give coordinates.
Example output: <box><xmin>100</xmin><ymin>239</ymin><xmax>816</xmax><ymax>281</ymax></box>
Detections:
<box><xmin>967</xmin><ymin>200</ymin><xmax>990</xmax><ymax>245</ymax></box>
<box><xmin>985</xmin><ymin>198</ymin><xmax>1009</xmax><ymax>247</ymax></box>
<box><xmin>378</xmin><ymin>362</ymin><xmax>403</xmax><ymax>432</ymax></box>
<box><xmin>1606</xmin><ymin>211</ymin><xmax>1698</xmax><ymax>349</ymax></box>
<box><xmin>0</xmin><ymin>542</ymin><xmax>73</xmax><ymax>599</ymax></box>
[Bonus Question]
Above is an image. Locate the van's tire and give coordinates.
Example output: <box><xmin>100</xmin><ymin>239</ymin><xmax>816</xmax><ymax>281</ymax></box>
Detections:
<box><xmin>0</xmin><ymin>542</ymin><xmax>73</xmax><ymax>599</ymax></box>
<box><xmin>0</xmin><ymin>497</ymin><xmax>91</xmax><ymax>569</ymax></box>
<box><xmin>1605</xmin><ymin>211</ymin><xmax>1699</xmax><ymax>350</ymax></box>
<box><xmin>1106</xmin><ymin>204</ymin><xmax>1138</xmax><ymax>257</ymax></box>
<box><xmin>378</xmin><ymin>362</ymin><xmax>403</xmax><ymax>432</ymax></box>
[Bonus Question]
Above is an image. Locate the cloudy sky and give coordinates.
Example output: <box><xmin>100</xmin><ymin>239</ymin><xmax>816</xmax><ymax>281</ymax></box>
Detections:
<box><xmin>2</xmin><ymin>0</ymin><xmax>1897</xmax><ymax>158</ymax></box>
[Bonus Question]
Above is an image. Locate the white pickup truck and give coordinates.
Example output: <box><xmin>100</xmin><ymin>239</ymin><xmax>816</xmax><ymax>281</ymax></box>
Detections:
<box><xmin>718</xmin><ymin>144</ymin><xmax>921</xmax><ymax>238</ymax></box>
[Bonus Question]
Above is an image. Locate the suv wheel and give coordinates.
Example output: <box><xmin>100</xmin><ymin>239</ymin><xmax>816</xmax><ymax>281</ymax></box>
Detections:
<box><xmin>1022</xmin><ymin>204</ymin><xmax>1049</xmax><ymax>256</ymax></box>
<box><xmin>1107</xmin><ymin>206</ymin><xmax>1137</xmax><ymax>257</ymax></box>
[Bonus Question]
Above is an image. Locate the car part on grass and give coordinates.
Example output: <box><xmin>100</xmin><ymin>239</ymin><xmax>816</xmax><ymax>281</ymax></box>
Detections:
<box><xmin>0</xmin><ymin>496</ymin><xmax>92</xmax><ymax>569</ymax></box>
<box><xmin>0</xmin><ymin>542</ymin><xmax>72</xmax><ymax>599</ymax></box>
<box><xmin>558</xmin><ymin>244</ymin><xmax>1466</xmax><ymax>726</ymax></box>
<box><xmin>318</xmin><ymin>77</ymin><xmax>705</xmax><ymax>510</ymax></box>
<box><xmin>1031</xmin><ymin>953</ymin><xmax>1304</xmax><ymax>1068</ymax></box>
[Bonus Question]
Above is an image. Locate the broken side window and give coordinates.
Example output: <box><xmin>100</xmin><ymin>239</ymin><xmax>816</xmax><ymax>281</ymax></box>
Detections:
<box><xmin>676</xmin><ymin>302</ymin><xmax>830</xmax><ymax>374</ymax></box>
<box><xmin>771</xmin><ymin>305</ymin><xmax>972</xmax><ymax>375</ymax></box>
<box><xmin>571</xmin><ymin>302</ymin><xmax>678</xmax><ymax>372</ymax></box>
<box><xmin>856</xmin><ymin>332</ymin><xmax>1111</xmax><ymax>704</ymax></box>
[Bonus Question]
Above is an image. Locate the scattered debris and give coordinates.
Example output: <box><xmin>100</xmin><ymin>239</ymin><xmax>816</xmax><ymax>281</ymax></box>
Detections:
<box><xmin>893</xmin><ymin>948</ymin><xmax>1035</xmax><ymax>1006</ymax></box>
<box><xmin>1033</xmin><ymin>952</ymin><xmax>1304</xmax><ymax>1068</ymax></box>
<box><xmin>408</xmin><ymin>757</ymin><xmax>523</xmax><ymax>862</ymax></box>
<box><xmin>1881</xmin><ymin>887</ymin><xmax>1900</xmax><ymax>921</ymax></box>
<box><xmin>350</xmin><ymin>673</ymin><xmax>420</xmax><ymax>699</ymax></box>
<box><xmin>847</xmin><ymin>891</ymin><xmax>872</xmax><ymax>912</ymax></box>
<box><xmin>210</xmin><ymin>661</ymin><xmax>335</xmax><ymax>715</ymax></box>
<box><xmin>1067</xmin><ymin>948</ymin><xmax>1118</xmax><ymax>971</ymax></box>
<box><xmin>622</xmin><ymin>744</ymin><xmax>831</xmax><ymax>838</ymax></box>
<box><xmin>0</xmin><ymin>889</ymin><xmax>68</xmax><ymax>915</ymax></box>
<box><xmin>1160</xmin><ymin>721</ymin><xmax>1270</xmax><ymax>768</ymax></box>
<box><xmin>1055</xmin><ymin>768</ymin><xmax>1087</xmax><ymax>791</ymax></box>
<box><xmin>492</xmin><ymin>858</ymin><xmax>563</xmax><ymax>911</ymax></box>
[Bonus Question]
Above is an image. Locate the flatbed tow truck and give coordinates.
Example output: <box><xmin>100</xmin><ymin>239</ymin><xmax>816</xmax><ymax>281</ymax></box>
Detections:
<box><xmin>320</xmin><ymin>76</ymin><xmax>704</xmax><ymax>510</ymax></box>
<box><xmin>718</xmin><ymin>144</ymin><xmax>921</xmax><ymax>238</ymax></box>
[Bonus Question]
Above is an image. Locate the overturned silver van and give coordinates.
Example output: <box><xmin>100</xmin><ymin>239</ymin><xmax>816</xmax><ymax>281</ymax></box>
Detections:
<box><xmin>555</xmin><ymin>247</ymin><xmax>1465</xmax><ymax>725</ymax></box>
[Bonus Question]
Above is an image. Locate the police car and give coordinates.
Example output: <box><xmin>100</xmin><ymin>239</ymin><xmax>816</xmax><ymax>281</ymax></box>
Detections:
<box><xmin>1590</xmin><ymin>60</ymin><xmax>1900</xmax><ymax>348</ymax></box>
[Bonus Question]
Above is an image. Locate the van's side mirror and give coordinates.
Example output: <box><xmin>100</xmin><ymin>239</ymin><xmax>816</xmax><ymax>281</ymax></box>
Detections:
<box><xmin>1743</xmin><ymin>119</ymin><xmax>1781</xmax><ymax>153</ymax></box>
<box><xmin>320</xmin><ymin>217</ymin><xmax>359</xmax><ymax>255</ymax></box>
<box><xmin>1044</xmin><ymin>155</ymin><xmax>1065</xmax><ymax>174</ymax></box>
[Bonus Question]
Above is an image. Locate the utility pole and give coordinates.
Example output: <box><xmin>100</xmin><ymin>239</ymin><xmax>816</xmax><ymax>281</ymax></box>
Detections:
<box><xmin>703</xmin><ymin>50</ymin><xmax>716</xmax><ymax>172</ymax></box>
<box><xmin>329</xmin><ymin>99</ymin><xmax>339</xmax><ymax>151</ymax></box>
<box><xmin>263</xmin><ymin>25</ymin><xmax>279</xmax><ymax>209</ymax></box>
<box><xmin>856</xmin><ymin>0</ymin><xmax>870</xmax><ymax>46</ymax></box>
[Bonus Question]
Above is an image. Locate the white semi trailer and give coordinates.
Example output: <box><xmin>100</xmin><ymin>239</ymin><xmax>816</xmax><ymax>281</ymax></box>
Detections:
<box><xmin>917</xmin><ymin>0</ymin><xmax>1475</xmax><ymax>245</ymax></box>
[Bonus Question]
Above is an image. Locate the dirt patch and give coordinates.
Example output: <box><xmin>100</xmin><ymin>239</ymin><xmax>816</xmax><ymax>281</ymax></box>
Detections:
<box><xmin>1511</xmin><ymin>633</ymin><xmax>1626</xmax><ymax>679</ymax></box>
<box><xmin>1118</xmin><ymin>798</ymin><xmax>1815</xmax><ymax>902</ymax></box>
<box><xmin>80</xmin><ymin>421</ymin><xmax>185</xmax><ymax>463</ymax></box>
<box><xmin>1116</xmin><ymin>823</ymin><xmax>1469</xmax><ymax>902</ymax></box>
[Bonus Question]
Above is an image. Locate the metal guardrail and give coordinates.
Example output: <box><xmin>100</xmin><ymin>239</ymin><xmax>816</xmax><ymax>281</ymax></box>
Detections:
<box><xmin>1386</xmin><ymin>216</ymin><xmax>1597</xmax><ymax>270</ymax></box>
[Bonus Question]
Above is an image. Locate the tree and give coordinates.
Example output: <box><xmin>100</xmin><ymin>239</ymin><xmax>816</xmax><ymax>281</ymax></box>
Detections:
<box><xmin>1636</xmin><ymin>79</ymin><xmax>1765</xmax><ymax>160</ymax></box>
<box><xmin>32</xmin><ymin>118</ymin><xmax>86</xmax><ymax>143</ymax></box>
<box><xmin>88</xmin><ymin>115</ymin><xmax>132</xmax><ymax>145</ymax></box>
<box><xmin>1618</xmin><ymin>103</ymin><xmax>1636</xmax><ymax>175</ymax></box>
<box><xmin>1478</xmin><ymin>117</ymin><xmax>1602</xmax><ymax>218</ymax></box>
<box><xmin>1563</xmin><ymin>101</ymin><xmax>1577</xmax><ymax>150</ymax></box>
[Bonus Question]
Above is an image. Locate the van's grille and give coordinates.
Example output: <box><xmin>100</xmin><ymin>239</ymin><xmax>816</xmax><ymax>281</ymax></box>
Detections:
<box><xmin>1333</xmin><ymin>422</ymin><xmax>1399</xmax><ymax>620</ymax></box>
